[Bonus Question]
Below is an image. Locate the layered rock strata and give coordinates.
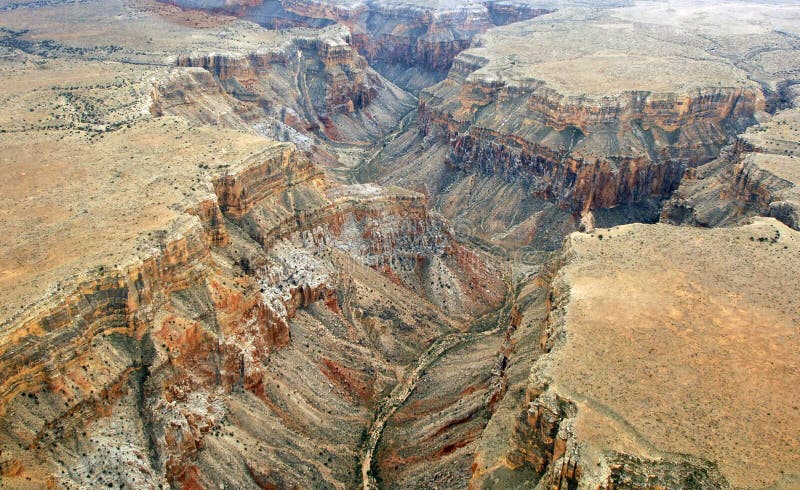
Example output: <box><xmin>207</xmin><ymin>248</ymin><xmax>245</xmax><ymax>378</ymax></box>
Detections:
<box><xmin>363</xmin><ymin>4</ymin><xmax>800</xmax><ymax>250</ymax></box>
<box><xmin>161</xmin><ymin>0</ymin><xmax>562</xmax><ymax>90</ymax></box>
<box><xmin>419</xmin><ymin>11</ymin><xmax>767</xmax><ymax>215</ymax></box>
<box><xmin>0</xmin><ymin>131</ymin><xmax>504</xmax><ymax>488</ymax></box>
<box><xmin>663</xmin><ymin>104</ymin><xmax>800</xmax><ymax>229</ymax></box>
<box><xmin>279</xmin><ymin>1</ymin><xmax>633</xmax><ymax>89</ymax></box>
<box><xmin>152</xmin><ymin>24</ymin><xmax>415</xmax><ymax>147</ymax></box>
<box><xmin>0</xmin><ymin>2</ymin><xmax>506</xmax><ymax>488</ymax></box>
<box><xmin>4</xmin><ymin>1</ymin><xmax>800</xmax><ymax>489</ymax></box>
<box><xmin>282</xmin><ymin>0</ymin><xmax>544</xmax><ymax>77</ymax></box>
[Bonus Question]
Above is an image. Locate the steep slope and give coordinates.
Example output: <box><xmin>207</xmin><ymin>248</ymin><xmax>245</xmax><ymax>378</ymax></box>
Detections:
<box><xmin>0</xmin><ymin>2</ymin><xmax>508</xmax><ymax>488</ymax></box>
<box><xmin>279</xmin><ymin>0</ymin><xmax>553</xmax><ymax>90</ymax></box>
<box><xmin>492</xmin><ymin>219</ymin><xmax>800</xmax><ymax>489</ymax></box>
<box><xmin>467</xmin><ymin>91</ymin><xmax>800</xmax><ymax>483</ymax></box>
<box><xmin>3</xmin><ymin>1</ymin><xmax>800</xmax><ymax>489</ymax></box>
<box><xmin>161</xmin><ymin>0</ymin><xmax>611</xmax><ymax>90</ymax></box>
<box><xmin>371</xmin><ymin>270</ymin><xmax>549</xmax><ymax>489</ymax></box>
<box><xmin>663</xmin><ymin>102</ymin><xmax>800</xmax><ymax>230</ymax></box>
<box><xmin>362</xmin><ymin>4</ymin><xmax>800</xmax><ymax>250</ymax></box>
<box><xmin>0</xmin><ymin>0</ymin><xmax>416</xmax><ymax>175</ymax></box>
<box><xmin>160</xmin><ymin>25</ymin><xmax>415</xmax><ymax>144</ymax></box>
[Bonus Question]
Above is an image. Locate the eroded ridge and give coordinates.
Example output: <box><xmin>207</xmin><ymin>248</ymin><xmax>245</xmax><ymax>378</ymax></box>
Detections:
<box><xmin>0</xmin><ymin>1</ymin><xmax>506</xmax><ymax>488</ymax></box>
<box><xmin>419</xmin><ymin>9</ymin><xmax>772</xmax><ymax>214</ymax></box>
<box><xmin>664</xmin><ymin>102</ymin><xmax>800</xmax><ymax>230</ymax></box>
<box><xmin>2</xmin><ymin>0</ymin><xmax>800</xmax><ymax>488</ymax></box>
<box><xmin>358</xmin><ymin>2</ymin><xmax>800</xmax><ymax>251</ymax></box>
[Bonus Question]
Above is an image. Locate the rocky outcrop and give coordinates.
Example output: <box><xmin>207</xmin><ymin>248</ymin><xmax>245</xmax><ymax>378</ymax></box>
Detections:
<box><xmin>0</xmin><ymin>17</ymin><xmax>506</xmax><ymax>475</ymax></box>
<box><xmin>494</xmin><ymin>220</ymin><xmax>800</xmax><ymax>489</ymax></box>
<box><xmin>161</xmin><ymin>0</ymin><xmax>553</xmax><ymax>90</ymax></box>
<box><xmin>282</xmin><ymin>0</ymin><xmax>553</xmax><ymax>89</ymax></box>
<box><xmin>0</xmin><ymin>137</ymin><xmax>505</xmax><ymax>487</ymax></box>
<box><xmin>211</xmin><ymin>145</ymin><xmax>322</xmax><ymax>217</ymax></box>
<box><xmin>160</xmin><ymin>25</ymin><xmax>413</xmax><ymax>145</ymax></box>
<box><xmin>312</xmin><ymin>1</ymin><xmax>493</xmax><ymax>72</ymax></box>
<box><xmin>0</xmin><ymin>147</ymin><xmax>313</xmax><ymax>485</ymax></box>
<box><xmin>362</xmin><ymin>8</ymin><xmax>788</xmax><ymax>251</ymax></box>
<box><xmin>0</xmin><ymin>215</ymin><xmax>209</xmax><ymax>417</ymax></box>
<box><xmin>236</xmin><ymin>176</ymin><xmax>505</xmax><ymax>314</ymax></box>
<box><xmin>663</xmin><ymin>105</ymin><xmax>800</xmax><ymax>230</ymax></box>
<box><xmin>598</xmin><ymin>455</ymin><xmax>728</xmax><ymax>490</ymax></box>
<box><xmin>175</xmin><ymin>33</ymin><xmax>380</xmax><ymax>115</ymax></box>
<box><xmin>420</xmin><ymin>66</ymin><xmax>764</xmax><ymax>214</ymax></box>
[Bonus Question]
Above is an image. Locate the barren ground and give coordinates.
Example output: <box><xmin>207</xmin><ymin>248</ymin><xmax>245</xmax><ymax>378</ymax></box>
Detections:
<box><xmin>545</xmin><ymin>218</ymin><xmax>800</xmax><ymax>488</ymax></box>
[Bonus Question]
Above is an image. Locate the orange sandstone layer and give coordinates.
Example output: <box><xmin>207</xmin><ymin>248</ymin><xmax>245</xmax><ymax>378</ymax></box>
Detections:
<box><xmin>417</xmin><ymin>9</ymin><xmax>784</xmax><ymax>214</ymax></box>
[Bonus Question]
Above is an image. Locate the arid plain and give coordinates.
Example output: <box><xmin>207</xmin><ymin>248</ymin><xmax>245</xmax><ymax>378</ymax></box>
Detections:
<box><xmin>0</xmin><ymin>0</ymin><xmax>799</xmax><ymax>489</ymax></box>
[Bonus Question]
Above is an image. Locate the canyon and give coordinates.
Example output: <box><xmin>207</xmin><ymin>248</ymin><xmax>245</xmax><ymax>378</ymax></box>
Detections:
<box><xmin>663</xmin><ymin>98</ymin><xmax>800</xmax><ymax>230</ymax></box>
<box><xmin>0</xmin><ymin>0</ymin><xmax>799</xmax><ymax>489</ymax></box>
<box><xmin>363</xmin><ymin>3</ymin><xmax>800</xmax><ymax>249</ymax></box>
<box><xmin>162</xmin><ymin>0</ymin><xmax>563</xmax><ymax>90</ymax></box>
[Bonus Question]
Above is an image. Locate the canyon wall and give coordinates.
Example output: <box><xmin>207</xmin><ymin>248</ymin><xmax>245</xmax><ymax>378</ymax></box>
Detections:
<box><xmin>281</xmin><ymin>0</ymin><xmax>548</xmax><ymax>72</ymax></box>
<box><xmin>359</xmin><ymin>9</ymin><xmax>797</xmax><ymax>250</ymax></box>
<box><xmin>151</xmin><ymin>25</ymin><xmax>415</xmax><ymax>146</ymax></box>
<box><xmin>663</xmin><ymin>104</ymin><xmax>800</xmax><ymax>230</ymax></box>
<box><xmin>0</xmin><ymin>141</ymin><xmax>505</xmax><ymax>488</ymax></box>
<box><xmin>472</xmin><ymin>219</ymin><xmax>800</xmax><ymax>489</ymax></box>
<box><xmin>3</xmin><ymin>1</ymin><xmax>800</xmax><ymax>489</ymax></box>
<box><xmin>174</xmin><ymin>33</ymin><xmax>378</xmax><ymax>117</ymax></box>
<box><xmin>160</xmin><ymin>0</ymin><xmax>554</xmax><ymax>90</ymax></box>
<box><xmin>419</xmin><ymin>61</ymin><xmax>764</xmax><ymax>215</ymax></box>
<box><xmin>0</xmin><ymin>4</ymin><xmax>506</xmax><ymax>486</ymax></box>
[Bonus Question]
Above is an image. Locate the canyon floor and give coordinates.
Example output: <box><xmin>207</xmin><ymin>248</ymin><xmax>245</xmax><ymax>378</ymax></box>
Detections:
<box><xmin>0</xmin><ymin>0</ymin><xmax>799</xmax><ymax>489</ymax></box>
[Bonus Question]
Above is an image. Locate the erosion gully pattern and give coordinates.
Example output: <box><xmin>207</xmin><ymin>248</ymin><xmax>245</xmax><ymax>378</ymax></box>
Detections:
<box><xmin>1</xmin><ymin>0</ymin><xmax>799</xmax><ymax>489</ymax></box>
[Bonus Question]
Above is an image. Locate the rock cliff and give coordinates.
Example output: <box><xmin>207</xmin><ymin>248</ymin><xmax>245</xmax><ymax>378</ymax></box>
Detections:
<box><xmin>475</xmin><ymin>219</ymin><xmax>800</xmax><ymax>489</ymax></box>
<box><xmin>0</xmin><ymin>130</ymin><xmax>505</xmax><ymax>488</ymax></box>
<box><xmin>151</xmin><ymin>24</ymin><xmax>415</xmax><ymax>146</ymax></box>
<box><xmin>282</xmin><ymin>0</ymin><xmax>544</xmax><ymax>87</ymax></box>
<box><xmin>663</xmin><ymin>104</ymin><xmax>800</xmax><ymax>230</ymax></box>
<box><xmin>3</xmin><ymin>0</ymin><xmax>800</xmax><ymax>489</ymax></box>
<box><xmin>419</xmin><ymin>12</ymin><xmax>766</xmax><ymax>215</ymax></box>
<box><xmin>161</xmin><ymin>0</ymin><xmax>558</xmax><ymax>90</ymax></box>
<box><xmin>0</xmin><ymin>3</ymin><xmax>506</xmax><ymax>488</ymax></box>
<box><xmin>362</xmin><ymin>5</ymin><xmax>800</xmax><ymax>250</ymax></box>
<box><xmin>280</xmin><ymin>1</ymin><xmax>634</xmax><ymax>90</ymax></box>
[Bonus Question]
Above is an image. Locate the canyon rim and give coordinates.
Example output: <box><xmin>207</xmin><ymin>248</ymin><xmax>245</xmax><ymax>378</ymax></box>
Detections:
<box><xmin>0</xmin><ymin>0</ymin><xmax>799</xmax><ymax>489</ymax></box>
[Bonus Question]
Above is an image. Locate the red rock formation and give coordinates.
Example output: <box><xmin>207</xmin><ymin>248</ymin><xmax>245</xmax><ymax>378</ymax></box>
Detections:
<box><xmin>0</xmin><ymin>135</ymin><xmax>504</xmax><ymax>487</ymax></box>
<box><xmin>162</xmin><ymin>25</ymin><xmax>413</xmax><ymax>145</ymax></box>
<box><xmin>162</xmin><ymin>0</ymin><xmax>551</xmax><ymax>84</ymax></box>
<box><xmin>281</xmin><ymin>0</ymin><xmax>550</xmax><ymax>76</ymax></box>
<box><xmin>175</xmin><ymin>29</ymin><xmax>383</xmax><ymax>118</ymax></box>
<box><xmin>663</xmin><ymin>107</ymin><xmax>800</xmax><ymax>229</ymax></box>
<box><xmin>420</xmin><ymin>77</ymin><xmax>765</xmax><ymax>213</ymax></box>
<box><xmin>187</xmin><ymin>197</ymin><xmax>230</xmax><ymax>246</ymax></box>
<box><xmin>212</xmin><ymin>146</ymin><xmax>322</xmax><ymax>217</ymax></box>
